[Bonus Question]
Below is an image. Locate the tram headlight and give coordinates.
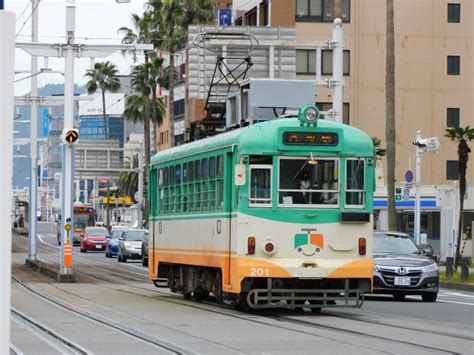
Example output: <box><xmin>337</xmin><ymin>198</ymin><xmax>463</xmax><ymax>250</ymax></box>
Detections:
<box><xmin>304</xmin><ymin>107</ymin><xmax>318</xmax><ymax>123</ymax></box>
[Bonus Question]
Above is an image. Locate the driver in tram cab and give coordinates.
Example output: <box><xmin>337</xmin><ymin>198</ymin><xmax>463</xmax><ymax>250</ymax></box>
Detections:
<box><xmin>294</xmin><ymin>172</ymin><xmax>311</xmax><ymax>204</ymax></box>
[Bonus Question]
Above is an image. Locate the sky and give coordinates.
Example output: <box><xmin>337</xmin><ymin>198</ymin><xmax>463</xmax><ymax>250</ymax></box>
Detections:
<box><xmin>6</xmin><ymin>0</ymin><xmax>149</xmax><ymax>96</ymax></box>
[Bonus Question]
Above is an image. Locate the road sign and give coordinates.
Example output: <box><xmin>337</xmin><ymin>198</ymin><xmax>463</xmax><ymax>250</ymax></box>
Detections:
<box><xmin>402</xmin><ymin>187</ymin><xmax>410</xmax><ymax>201</ymax></box>
<box><xmin>405</xmin><ymin>170</ymin><xmax>414</xmax><ymax>183</ymax></box>
<box><xmin>218</xmin><ymin>9</ymin><xmax>232</xmax><ymax>26</ymax></box>
<box><xmin>62</xmin><ymin>128</ymin><xmax>79</xmax><ymax>144</ymax></box>
<box><xmin>64</xmin><ymin>223</ymin><xmax>71</xmax><ymax>231</ymax></box>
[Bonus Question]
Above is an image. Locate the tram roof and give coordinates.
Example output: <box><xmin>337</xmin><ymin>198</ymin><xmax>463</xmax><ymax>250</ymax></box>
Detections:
<box><xmin>150</xmin><ymin>118</ymin><xmax>374</xmax><ymax>165</ymax></box>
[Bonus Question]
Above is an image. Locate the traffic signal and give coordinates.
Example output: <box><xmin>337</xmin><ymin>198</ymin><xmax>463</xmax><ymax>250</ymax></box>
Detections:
<box><xmin>395</xmin><ymin>188</ymin><xmax>402</xmax><ymax>201</ymax></box>
<box><xmin>62</xmin><ymin>128</ymin><xmax>79</xmax><ymax>144</ymax></box>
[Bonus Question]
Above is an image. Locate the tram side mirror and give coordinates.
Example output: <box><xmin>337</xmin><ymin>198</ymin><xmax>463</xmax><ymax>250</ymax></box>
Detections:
<box><xmin>235</xmin><ymin>164</ymin><xmax>246</xmax><ymax>186</ymax></box>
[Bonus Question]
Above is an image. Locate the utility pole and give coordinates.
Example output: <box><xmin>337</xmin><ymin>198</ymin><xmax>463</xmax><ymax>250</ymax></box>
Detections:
<box><xmin>332</xmin><ymin>18</ymin><xmax>344</xmax><ymax>124</ymax></box>
<box><xmin>414</xmin><ymin>131</ymin><xmax>422</xmax><ymax>245</ymax></box>
<box><xmin>28</xmin><ymin>0</ymin><xmax>40</xmax><ymax>261</ymax></box>
<box><xmin>0</xmin><ymin>6</ymin><xmax>15</xmax><ymax>354</ymax></box>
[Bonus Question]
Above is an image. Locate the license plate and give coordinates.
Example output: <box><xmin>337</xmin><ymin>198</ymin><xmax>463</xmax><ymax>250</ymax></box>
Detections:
<box><xmin>95</xmin><ymin>245</ymin><xmax>102</xmax><ymax>249</ymax></box>
<box><xmin>394</xmin><ymin>276</ymin><xmax>410</xmax><ymax>286</ymax></box>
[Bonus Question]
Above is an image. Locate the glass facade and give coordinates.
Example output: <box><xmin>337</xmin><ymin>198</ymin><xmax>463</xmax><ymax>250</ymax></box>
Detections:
<box><xmin>80</xmin><ymin>116</ymin><xmax>125</xmax><ymax>147</ymax></box>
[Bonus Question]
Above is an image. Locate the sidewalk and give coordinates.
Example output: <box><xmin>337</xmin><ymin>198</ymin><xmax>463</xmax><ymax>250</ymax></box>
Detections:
<box><xmin>438</xmin><ymin>265</ymin><xmax>474</xmax><ymax>292</ymax></box>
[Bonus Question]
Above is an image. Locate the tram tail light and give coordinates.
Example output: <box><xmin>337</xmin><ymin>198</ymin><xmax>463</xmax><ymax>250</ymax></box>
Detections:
<box><xmin>359</xmin><ymin>237</ymin><xmax>366</xmax><ymax>255</ymax></box>
<box><xmin>247</xmin><ymin>236</ymin><xmax>256</xmax><ymax>255</ymax></box>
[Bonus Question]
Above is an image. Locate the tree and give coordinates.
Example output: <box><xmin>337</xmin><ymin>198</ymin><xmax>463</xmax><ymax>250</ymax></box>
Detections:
<box><xmin>385</xmin><ymin>0</ymin><xmax>396</xmax><ymax>231</ymax></box>
<box><xmin>84</xmin><ymin>61</ymin><xmax>121</xmax><ymax>228</ymax></box>
<box><xmin>148</xmin><ymin>0</ymin><xmax>216</xmax><ymax>147</ymax></box>
<box><xmin>445</xmin><ymin>126</ymin><xmax>474</xmax><ymax>268</ymax></box>
<box><xmin>118</xmin><ymin>155</ymin><xmax>139</xmax><ymax>201</ymax></box>
<box><xmin>122</xmin><ymin>58</ymin><xmax>165</xmax><ymax>224</ymax></box>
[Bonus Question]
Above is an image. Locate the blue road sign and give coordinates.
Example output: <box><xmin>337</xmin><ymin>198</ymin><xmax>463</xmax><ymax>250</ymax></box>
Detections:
<box><xmin>219</xmin><ymin>9</ymin><xmax>232</xmax><ymax>26</ymax></box>
<box><xmin>405</xmin><ymin>170</ymin><xmax>414</xmax><ymax>183</ymax></box>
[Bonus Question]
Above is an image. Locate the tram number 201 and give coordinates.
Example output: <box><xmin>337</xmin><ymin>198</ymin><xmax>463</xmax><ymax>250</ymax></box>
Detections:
<box><xmin>250</xmin><ymin>268</ymin><xmax>270</xmax><ymax>277</ymax></box>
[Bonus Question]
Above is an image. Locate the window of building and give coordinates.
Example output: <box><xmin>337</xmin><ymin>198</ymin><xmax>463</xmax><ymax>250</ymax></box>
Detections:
<box><xmin>346</xmin><ymin>159</ymin><xmax>365</xmax><ymax>208</ymax></box>
<box><xmin>260</xmin><ymin>0</ymin><xmax>269</xmax><ymax>26</ymax></box>
<box><xmin>174</xmin><ymin>99</ymin><xmax>185</xmax><ymax>118</ymax></box>
<box><xmin>278</xmin><ymin>157</ymin><xmax>339</xmax><ymax>207</ymax></box>
<box><xmin>447</xmin><ymin>56</ymin><xmax>460</xmax><ymax>75</ymax></box>
<box><xmin>446</xmin><ymin>160</ymin><xmax>458</xmax><ymax>180</ymax></box>
<box><xmin>245</xmin><ymin>7</ymin><xmax>257</xmax><ymax>26</ymax></box>
<box><xmin>448</xmin><ymin>3</ymin><xmax>460</xmax><ymax>23</ymax></box>
<box><xmin>296</xmin><ymin>49</ymin><xmax>316</xmax><ymax>74</ymax></box>
<box><xmin>316</xmin><ymin>102</ymin><xmax>350</xmax><ymax>124</ymax></box>
<box><xmin>296</xmin><ymin>0</ymin><xmax>350</xmax><ymax>23</ymax></box>
<box><xmin>447</xmin><ymin>108</ymin><xmax>460</xmax><ymax>128</ymax></box>
<box><xmin>322</xmin><ymin>50</ymin><xmax>350</xmax><ymax>75</ymax></box>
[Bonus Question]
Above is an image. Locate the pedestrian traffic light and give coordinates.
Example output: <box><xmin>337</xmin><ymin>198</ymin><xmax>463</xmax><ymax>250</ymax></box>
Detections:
<box><xmin>395</xmin><ymin>188</ymin><xmax>402</xmax><ymax>201</ymax></box>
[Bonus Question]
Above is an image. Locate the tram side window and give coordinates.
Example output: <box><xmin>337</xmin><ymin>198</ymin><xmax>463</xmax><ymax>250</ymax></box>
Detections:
<box><xmin>249</xmin><ymin>165</ymin><xmax>272</xmax><ymax>207</ymax></box>
<box><xmin>346</xmin><ymin>159</ymin><xmax>365</xmax><ymax>208</ymax></box>
<box><xmin>195</xmin><ymin>160</ymin><xmax>201</xmax><ymax>211</ymax></box>
<box><xmin>158</xmin><ymin>168</ymin><xmax>164</xmax><ymax>213</ymax></box>
<box><xmin>202</xmin><ymin>158</ymin><xmax>209</xmax><ymax>211</ymax></box>
<box><xmin>188</xmin><ymin>161</ymin><xmax>194</xmax><ymax>212</ymax></box>
<box><xmin>278</xmin><ymin>158</ymin><xmax>339</xmax><ymax>207</ymax></box>
<box><xmin>208</xmin><ymin>156</ymin><xmax>216</xmax><ymax>210</ymax></box>
<box><xmin>163</xmin><ymin>167</ymin><xmax>169</xmax><ymax>213</ymax></box>
<box><xmin>175</xmin><ymin>164</ymin><xmax>181</xmax><ymax>212</ymax></box>
<box><xmin>216</xmin><ymin>155</ymin><xmax>224</xmax><ymax>210</ymax></box>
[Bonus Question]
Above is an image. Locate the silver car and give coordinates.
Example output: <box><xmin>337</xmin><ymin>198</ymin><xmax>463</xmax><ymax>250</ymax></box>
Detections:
<box><xmin>117</xmin><ymin>229</ymin><xmax>147</xmax><ymax>263</ymax></box>
<box><xmin>373</xmin><ymin>231</ymin><xmax>439</xmax><ymax>302</ymax></box>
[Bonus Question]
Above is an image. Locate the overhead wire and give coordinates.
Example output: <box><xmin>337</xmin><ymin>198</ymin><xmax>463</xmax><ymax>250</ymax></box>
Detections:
<box><xmin>16</xmin><ymin>0</ymin><xmax>41</xmax><ymax>38</ymax></box>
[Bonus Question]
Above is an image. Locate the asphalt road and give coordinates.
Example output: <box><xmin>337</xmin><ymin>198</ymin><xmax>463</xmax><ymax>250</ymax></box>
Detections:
<box><xmin>37</xmin><ymin>232</ymin><xmax>474</xmax><ymax>326</ymax></box>
<box><xmin>9</xmin><ymin>232</ymin><xmax>472</xmax><ymax>354</ymax></box>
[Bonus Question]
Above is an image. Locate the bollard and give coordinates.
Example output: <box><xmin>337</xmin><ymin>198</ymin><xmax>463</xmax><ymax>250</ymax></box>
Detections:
<box><xmin>445</xmin><ymin>257</ymin><xmax>454</xmax><ymax>279</ymax></box>
<box><xmin>460</xmin><ymin>257</ymin><xmax>469</xmax><ymax>282</ymax></box>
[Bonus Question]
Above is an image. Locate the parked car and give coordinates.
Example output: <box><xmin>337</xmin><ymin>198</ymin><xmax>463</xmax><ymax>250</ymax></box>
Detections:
<box><xmin>373</xmin><ymin>231</ymin><xmax>439</xmax><ymax>302</ymax></box>
<box><xmin>117</xmin><ymin>229</ymin><xmax>147</xmax><ymax>262</ymax></box>
<box><xmin>105</xmin><ymin>227</ymin><xmax>128</xmax><ymax>258</ymax></box>
<box><xmin>142</xmin><ymin>232</ymin><xmax>149</xmax><ymax>267</ymax></box>
<box><xmin>80</xmin><ymin>226</ymin><xmax>109</xmax><ymax>252</ymax></box>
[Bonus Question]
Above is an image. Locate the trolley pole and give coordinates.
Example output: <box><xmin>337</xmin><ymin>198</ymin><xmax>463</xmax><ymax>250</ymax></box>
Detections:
<box><xmin>0</xmin><ymin>7</ymin><xmax>15</xmax><ymax>354</ymax></box>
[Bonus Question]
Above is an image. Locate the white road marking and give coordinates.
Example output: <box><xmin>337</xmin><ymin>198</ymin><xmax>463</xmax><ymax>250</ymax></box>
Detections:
<box><xmin>439</xmin><ymin>291</ymin><xmax>474</xmax><ymax>299</ymax></box>
<box><xmin>436</xmin><ymin>300</ymin><xmax>474</xmax><ymax>306</ymax></box>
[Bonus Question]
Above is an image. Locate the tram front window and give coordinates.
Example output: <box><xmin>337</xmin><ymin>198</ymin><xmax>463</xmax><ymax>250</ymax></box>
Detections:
<box><xmin>278</xmin><ymin>158</ymin><xmax>339</xmax><ymax>207</ymax></box>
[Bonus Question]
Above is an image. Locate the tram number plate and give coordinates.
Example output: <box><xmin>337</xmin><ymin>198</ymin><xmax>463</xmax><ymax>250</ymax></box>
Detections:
<box><xmin>394</xmin><ymin>276</ymin><xmax>410</xmax><ymax>286</ymax></box>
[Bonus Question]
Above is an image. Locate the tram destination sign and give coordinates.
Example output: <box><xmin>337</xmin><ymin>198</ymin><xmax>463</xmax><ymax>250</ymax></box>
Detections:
<box><xmin>282</xmin><ymin>132</ymin><xmax>338</xmax><ymax>146</ymax></box>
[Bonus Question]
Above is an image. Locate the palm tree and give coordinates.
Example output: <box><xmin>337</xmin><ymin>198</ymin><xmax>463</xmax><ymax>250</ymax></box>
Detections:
<box><xmin>119</xmin><ymin>155</ymin><xmax>139</xmax><ymax>201</ymax></box>
<box><xmin>84</xmin><ymin>61</ymin><xmax>121</xmax><ymax>228</ymax></box>
<box><xmin>122</xmin><ymin>58</ymin><xmax>165</xmax><ymax>223</ymax></box>
<box><xmin>147</xmin><ymin>0</ymin><xmax>216</xmax><ymax>147</ymax></box>
<box><xmin>385</xmin><ymin>0</ymin><xmax>396</xmax><ymax>231</ymax></box>
<box><xmin>445</xmin><ymin>126</ymin><xmax>474</xmax><ymax>268</ymax></box>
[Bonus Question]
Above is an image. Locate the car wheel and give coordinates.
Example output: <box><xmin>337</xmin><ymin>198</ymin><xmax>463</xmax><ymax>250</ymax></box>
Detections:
<box><xmin>393</xmin><ymin>294</ymin><xmax>406</xmax><ymax>300</ymax></box>
<box><xmin>422</xmin><ymin>292</ymin><xmax>437</xmax><ymax>302</ymax></box>
<box><xmin>142</xmin><ymin>257</ymin><xmax>148</xmax><ymax>267</ymax></box>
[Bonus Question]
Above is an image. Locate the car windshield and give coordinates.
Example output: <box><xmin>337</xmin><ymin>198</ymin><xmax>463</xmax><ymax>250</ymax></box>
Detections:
<box><xmin>374</xmin><ymin>233</ymin><xmax>420</xmax><ymax>255</ymax></box>
<box><xmin>126</xmin><ymin>230</ymin><xmax>145</xmax><ymax>241</ymax></box>
<box><xmin>112</xmin><ymin>229</ymin><xmax>126</xmax><ymax>239</ymax></box>
<box><xmin>87</xmin><ymin>228</ymin><xmax>108</xmax><ymax>236</ymax></box>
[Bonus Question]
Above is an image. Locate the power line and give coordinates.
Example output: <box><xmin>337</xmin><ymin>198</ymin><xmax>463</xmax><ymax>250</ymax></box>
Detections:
<box><xmin>16</xmin><ymin>0</ymin><xmax>41</xmax><ymax>38</ymax></box>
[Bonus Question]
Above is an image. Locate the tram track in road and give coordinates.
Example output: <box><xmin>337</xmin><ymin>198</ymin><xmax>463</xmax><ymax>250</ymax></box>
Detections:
<box><xmin>13</xmin><ymin>233</ymin><xmax>472</xmax><ymax>353</ymax></box>
<box><xmin>12</xmin><ymin>275</ymin><xmax>194</xmax><ymax>355</ymax></box>
<box><xmin>11</xmin><ymin>307</ymin><xmax>90</xmax><ymax>355</ymax></box>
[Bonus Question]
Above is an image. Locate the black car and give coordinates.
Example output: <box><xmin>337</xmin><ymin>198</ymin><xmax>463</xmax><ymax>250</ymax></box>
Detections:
<box><xmin>373</xmin><ymin>231</ymin><xmax>439</xmax><ymax>302</ymax></box>
<box><xmin>142</xmin><ymin>232</ymin><xmax>149</xmax><ymax>267</ymax></box>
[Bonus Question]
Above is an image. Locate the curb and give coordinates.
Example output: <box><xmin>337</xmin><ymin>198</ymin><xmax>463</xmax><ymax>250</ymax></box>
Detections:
<box><xmin>440</xmin><ymin>281</ymin><xmax>474</xmax><ymax>292</ymax></box>
<box><xmin>25</xmin><ymin>258</ymin><xmax>76</xmax><ymax>283</ymax></box>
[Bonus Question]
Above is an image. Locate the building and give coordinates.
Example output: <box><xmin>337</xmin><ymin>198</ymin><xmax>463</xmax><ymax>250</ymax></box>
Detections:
<box><xmin>157</xmin><ymin>0</ymin><xmax>473</xmax><ymax>260</ymax></box>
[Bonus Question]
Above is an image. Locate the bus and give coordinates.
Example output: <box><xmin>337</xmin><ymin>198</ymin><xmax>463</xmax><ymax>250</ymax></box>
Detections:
<box><xmin>72</xmin><ymin>204</ymin><xmax>96</xmax><ymax>245</ymax></box>
<box><xmin>148</xmin><ymin>105</ymin><xmax>375</xmax><ymax>310</ymax></box>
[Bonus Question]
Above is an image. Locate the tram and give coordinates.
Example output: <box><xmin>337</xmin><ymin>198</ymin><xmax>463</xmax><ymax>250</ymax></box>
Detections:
<box><xmin>147</xmin><ymin>105</ymin><xmax>374</xmax><ymax>310</ymax></box>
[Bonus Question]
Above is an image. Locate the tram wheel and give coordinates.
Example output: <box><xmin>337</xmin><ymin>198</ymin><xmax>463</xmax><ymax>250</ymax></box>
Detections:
<box><xmin>182</xmin><ymin>292</ymin><xmax>192</xmax><ymax>300</ymax></box>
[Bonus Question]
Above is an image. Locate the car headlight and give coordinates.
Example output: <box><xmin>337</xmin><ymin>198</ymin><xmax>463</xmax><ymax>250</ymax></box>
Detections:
<box><xmin>373</xmin><ymin>264</ymin><xmax>379</xmax><ymax>272</ymax></box>
<box><xmin>422</xmin><ymin>263</ymin><xmax>438</xmax><ymax>273</ymax></box>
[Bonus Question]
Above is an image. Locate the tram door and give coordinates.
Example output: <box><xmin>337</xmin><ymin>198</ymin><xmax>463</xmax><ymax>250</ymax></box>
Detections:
<box><xmin>224</xmin><ymin>151</ymin><xmax>235</xmax><ymax>288</ymax></box>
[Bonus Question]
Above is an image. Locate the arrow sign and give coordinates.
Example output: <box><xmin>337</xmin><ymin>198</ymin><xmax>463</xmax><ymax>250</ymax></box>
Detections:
<box><xmin>65</xmin><ymin>130</ymin><xmax>78</xmax><ymax>143</ymax></box>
